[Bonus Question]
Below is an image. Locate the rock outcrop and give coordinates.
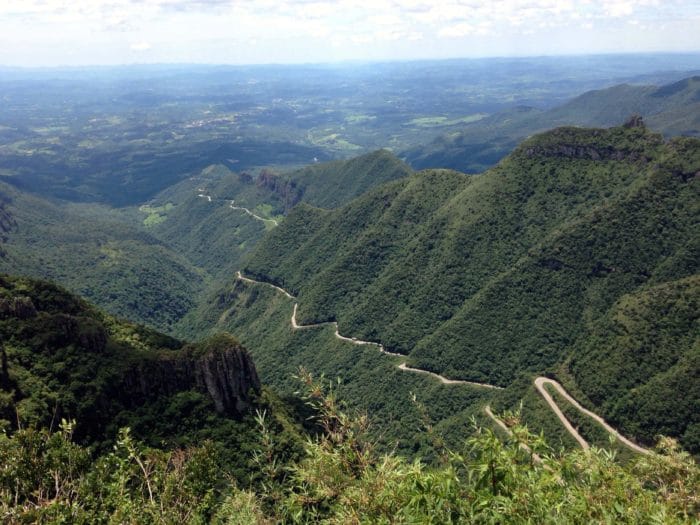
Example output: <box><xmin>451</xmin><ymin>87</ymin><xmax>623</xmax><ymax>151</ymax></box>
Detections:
<box><xmin>522</xmin><ymin>143</ymin><xmax>651</xmax><ymax>162</ymax></box>
<box><xmin>623</xmin><ymin>114</ymin><xmax>645</xmax><ymax>129</ymax></box>
<box><xmin>122</xmin><ymin>336</ymin><xmax>261</xmax><ymax>418</ymax></box>
<box><xmin>519</xmin><ymin>125</ymin><xmax>661</xmax><ymax>163</ymax></box>
<box><xmin>0</xmin><ymin>296</ymin><xmax>38</xmax><ymax>319</ymax></box>
<box><xmin>256</xmin><ymin>169</ymin><xmax>304</xmax><ymax>210</ymax></box>
<box><xmin>0</xmin><ymin>193</ymin><xmax>16</xmax><ymax>256</ymax></box>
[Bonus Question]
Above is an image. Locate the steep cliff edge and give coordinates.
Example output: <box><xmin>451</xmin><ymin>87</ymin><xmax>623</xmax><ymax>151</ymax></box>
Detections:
<box><xmin>122</xmin><ymin>334</ymin><xmax>260</xmax><ymax>417</ymax></box>
<box><xmin>0</xmin><ymin>274</ymin><xmax>265</xmax><ymax>447</ymax></box>
<box><xmin>256</xmin><ymin>168</ymin><xmax>304</xmax><ymax>211</ymax></box>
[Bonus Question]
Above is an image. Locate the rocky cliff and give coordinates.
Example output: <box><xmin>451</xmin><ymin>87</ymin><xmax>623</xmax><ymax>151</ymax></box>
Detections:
<box><xmin>0</xmin><ymin>191</ymin><xmax>16</xmax><ymax>255</ymax></box>
<box><xmin>518</xmin><ymin>124</ymin><xmax>661</xmax><ymax>163</ymax></box>
<box><xmin>256</xmin><ymin>169</ymin><xmax>304</xmax><ymax>210</ymax></box>
<box><xmin>123</xmin><ymin>335</ymin><xmax>261</xmax><ymax>417</ymax></box>
<box><xmin>0</xmin><ymin>274</ymin><xmax>263</xmax><ymax>440</ymax></box>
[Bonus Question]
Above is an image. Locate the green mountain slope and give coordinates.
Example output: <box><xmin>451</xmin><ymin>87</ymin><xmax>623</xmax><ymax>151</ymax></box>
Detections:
<box><xmin>242</xmin><ymin>124</ymin><xmax>699</xmax><ymax>451</ymax></box>
<box><xmin>145</xmin><ymin>150</ymin><xmax>413</xmax><ymax>280</ymax></box>
<box><xmin>0</xmin><ymin>182</ymin><xmax>206</xmax><ymax>332</ymax></box>
<box><xmin>568</xmin><ymin>275</ymin><xmax>699</xmax><ymax>451</ymax></box>
<box><xmin>176</xmin><ymin>275</ymin><xmax>500</xmax><ymax>459</ymax></box>
<box><xmin>405</xmin><ymin>76</ymin><xmax>700</xmax><ymax>172</ymax></box>
<box><xmin>286</xmin><ymin>149</ymin><xmax>414</xmax><ymax>209</ymax></box>
<box><xmin>145</xmin><ymin>165</ymin><xmax>277</xmax><ymax>281</ymax></box>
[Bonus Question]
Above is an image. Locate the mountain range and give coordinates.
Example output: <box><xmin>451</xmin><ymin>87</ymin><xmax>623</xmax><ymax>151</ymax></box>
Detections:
<box><xmin>0</xmin><ymin>76</ymin><xmax>698</xmax><ymax>460</ymax></box>
<box><xmin>404</xmin><ymin>75</ymin><xmax>700</xmax><ymax>173</ymax></box>
<box><xmin>240</xmin><ymin>122</ymin><xmax>699</xmax><ymax>453</ymax></box>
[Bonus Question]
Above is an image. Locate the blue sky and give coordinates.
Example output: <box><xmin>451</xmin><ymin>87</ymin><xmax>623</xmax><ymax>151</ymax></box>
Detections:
<box><xmin>1</xmin><ymin>0</ymin><xmax>699</xmax><ymax>66</ymax></box>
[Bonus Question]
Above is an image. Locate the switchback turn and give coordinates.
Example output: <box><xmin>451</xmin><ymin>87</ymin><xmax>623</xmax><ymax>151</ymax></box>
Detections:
<box><xmin>234</xmin><ymin>270</ymin><xmax>652</xmax><ymax>455</ymax></box>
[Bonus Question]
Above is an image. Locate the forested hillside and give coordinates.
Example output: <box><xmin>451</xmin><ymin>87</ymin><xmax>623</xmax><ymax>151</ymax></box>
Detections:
<box><xmin>568</xmin><ymin>276</ymin><xmax>699</xmax><ymax>452</ymax></box>
<box><xmin>0</xmin><ymin>274</ymin><xmax>304</xmax><ymax>480</ymax></box>
<box><xmin>0</xmin><ymin>147</ymin><xmax>414</xmax><ymax>336</ymax></box>
<box><xmin>0</xmin><ymin>182</ymin><xmax>206</xmax><ymax>332</ymax></box>
<box><xmin>405</xmin><ymin>76</ymin><xmax>700</xmax><ymax>172</ymax></box>
<box><xmin>285</xmin><ymin>149</ymin><xmax>414</xmax><ymax>209</ymax></box>
<box><xmin>1</xmin><ymin>275</ymin><xmax>697</xmax><ymax>521</ymax></box>
<box><xmin>242</xmin><ymin>123</ymin><xmax>699</xmax><ymax>452</ymax></box>
<box><xmin>145</xmin><ymin>150</ymin><xmax>413</xmax><ymax>280</ymax></box>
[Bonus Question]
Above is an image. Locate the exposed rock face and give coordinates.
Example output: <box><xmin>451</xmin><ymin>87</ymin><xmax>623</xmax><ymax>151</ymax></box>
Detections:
<box><xmin>518</xmin><ymin>124</ymin><xmax>664</xmax><ymax>164</ymax></box>
<box><xmin>0</xmin><ymin>193</ymin><xmax>16</xmax><ymax>256</ymax></box>
<box><xmin>0</xmin><ymin>296</ymin><xmax>38</xmax><ymax>319</ymax></box>
<box><xmin>123</xmin><ymin>340</ymin><xmax>261</xmax><ymax>418</ymax></box>
<box><xmin>623</xmin><ymin>114</ymin><xmax>645</xmax><ymax>129</ymax></box>
<box><xmin>0</xmin><ymin>344</ymin><xmax>9</xmax><ymax>389</ymax></box>
<box><xmin>0</xmin><ymin>203</ymin><xmax>14</xmax><ymax>235</ymax></box>
<box><xmin>238</xmin><ymin>171</ymin><xmax>254</xmax><ymax>184</ymax></box>
<box><xmin>0</xmin><ymin>274</ymin><xmax>265</xmax><ymax>441</ymax></box>
<box><xmin>256</xmin><ymin>169</ymin><xmax>304</xmax><ymax>210</ymax></box>
<box><xmin>523</xmin><ymin>144</ymin><xmax>650</xmax><ymax>162</ymax></box>
<box><xmin>197</xmin><ymin>345</ymin><xmax>261</xmax><ymax>415</ymax></box>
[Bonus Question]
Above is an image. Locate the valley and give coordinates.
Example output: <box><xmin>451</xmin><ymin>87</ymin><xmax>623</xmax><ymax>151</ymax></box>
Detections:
<box><xmin>0</xmin><ymin>55</ymin><xmax>698</xmax><ymax>522</ymax></box>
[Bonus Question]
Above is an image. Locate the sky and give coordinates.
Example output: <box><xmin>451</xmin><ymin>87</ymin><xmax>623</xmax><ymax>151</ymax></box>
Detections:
<box><xmin>1</xmin><ymin>0</ymin><xmax>700</xmax><ymax>67</ymax></box>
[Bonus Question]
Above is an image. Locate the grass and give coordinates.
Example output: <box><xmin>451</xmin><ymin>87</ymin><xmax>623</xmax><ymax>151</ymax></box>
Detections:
<box><xmin>310</xmin><ymin>132</ymin><xmax>363</xmax><ymax>152</ymax></box>
<box><xmin>140</xmin><ymin>202</ymin><xmax>175</xmax><ymax>227</ymax></box>
<box><xmin>345</xmin><ymin>114</ymin><xmax>377</xmax><ymax>124</ymax></box>
<box><xmin>409</xmin><ymin>114</ymin><xmax>489</xmax><ymax>127</ymax></box>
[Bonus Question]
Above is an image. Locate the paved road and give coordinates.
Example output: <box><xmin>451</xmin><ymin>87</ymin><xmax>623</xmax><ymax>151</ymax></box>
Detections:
<box><xmin>230</xmin><ymin>200</ymin><xmax>279</xmax><ymax>225</ymax></box>
<box><xmin>534</xmin><ymin>377</ymin><xmax>651</xmax><ymax>455</ymax></box>
<box><xmin>196</xmin><ymin>192</ymin><xmax>278</xmax><ymax>225</ymax></box>
<box><xmin>237</xmin><ymin>272</ymin><xmax>497</xmax><ymax>387</ymax></box>
<box><xmin>235</xmin><ymin>270</ymin><xmax>651</xmax><ymax>454</ymax></box>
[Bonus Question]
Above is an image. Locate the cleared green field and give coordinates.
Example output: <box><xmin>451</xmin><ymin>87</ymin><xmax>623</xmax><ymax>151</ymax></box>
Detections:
<box><xmin>139</xmin><ymin>202</ymin><xmax>175</xmax><ymax>226</ymax></box>
<box><xmin>409</xmin><ymin>113</ymin><xmax>488</xmax><ymax>127</ymax></box>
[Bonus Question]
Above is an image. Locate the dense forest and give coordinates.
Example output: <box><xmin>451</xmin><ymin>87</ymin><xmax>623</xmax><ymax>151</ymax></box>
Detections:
<box><xmin>0</xmin><ymin>182</ymin><xmax>206</xmax><ymax>332</ymax></box>
<box><xmin>0</xmin><ymin>274</ymin><xmax>306</xmax><ymax>486</ymax></box>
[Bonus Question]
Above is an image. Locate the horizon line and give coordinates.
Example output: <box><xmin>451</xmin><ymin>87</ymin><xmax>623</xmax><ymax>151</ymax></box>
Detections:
<box><xmin>2</xmin><ymin>50</ymin><xmax>700</xmax><ymax>71</ymax></box>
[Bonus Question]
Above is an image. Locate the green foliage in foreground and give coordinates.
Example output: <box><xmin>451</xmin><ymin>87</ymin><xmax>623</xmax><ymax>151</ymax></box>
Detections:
<box><xmin>1</xmin><ymin>373</ymin><xmax>698</xmax><ymax>524</ymax></box>
<box><xmin>0</xmin><ymin>274</ymin><xmax>306</xmax><ymax>485</ymax></box>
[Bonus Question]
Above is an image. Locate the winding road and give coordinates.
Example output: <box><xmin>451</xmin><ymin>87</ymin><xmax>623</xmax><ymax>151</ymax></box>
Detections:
<box><xmin>230</xmin><ymin>200</ymin><xmax>279</xmax><ymax>226</ymax></box>
<box><xmin>234</xmin><ymin>271</ymin><xmax>651</xmax><ymax>456</ymax></box>
<box><xmin>235</xmin><ymin>271</ymin><xmax>495</xmax><ymax>384</ymax></box>
<box><xmin>196</xmin><ymin>192</ymin><xmax>278</xmax><ymax>226</ymax></box>
<box><xmin>534</xmin><ymin>377</ymin><xmax>651</xmax><ymax>455</ymax></box>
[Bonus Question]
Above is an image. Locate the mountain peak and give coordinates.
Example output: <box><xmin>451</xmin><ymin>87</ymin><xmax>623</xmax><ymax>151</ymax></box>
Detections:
<box><xmin>623</xmin><ymin>114</ymin><xmax>645</xmax><ymax>129</ymax></box>
<box><xmin>514</xmin><ymin>123</ymin><xmax>662</xmax><ymax>163</ymax></box>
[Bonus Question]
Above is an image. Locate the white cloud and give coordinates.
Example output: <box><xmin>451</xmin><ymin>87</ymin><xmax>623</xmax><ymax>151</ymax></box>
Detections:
<box><xmin>0</xmin><ymin>0</ymin><xmax>698</xmax><ymax>65</ymax></box>
<box><xmin>604</xmin><ymin>1</ymin><xmax>636</xmax><ymax>17</ymax></box>
<box><xmin>438</xmin><ymin>22</ymin><xmax>476</xmax><ymax>38</ymax></box>
<box><xmin>130</xmin><ymin>41</ymin><xmax>151</xmax><ymax>51</ymax></box>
